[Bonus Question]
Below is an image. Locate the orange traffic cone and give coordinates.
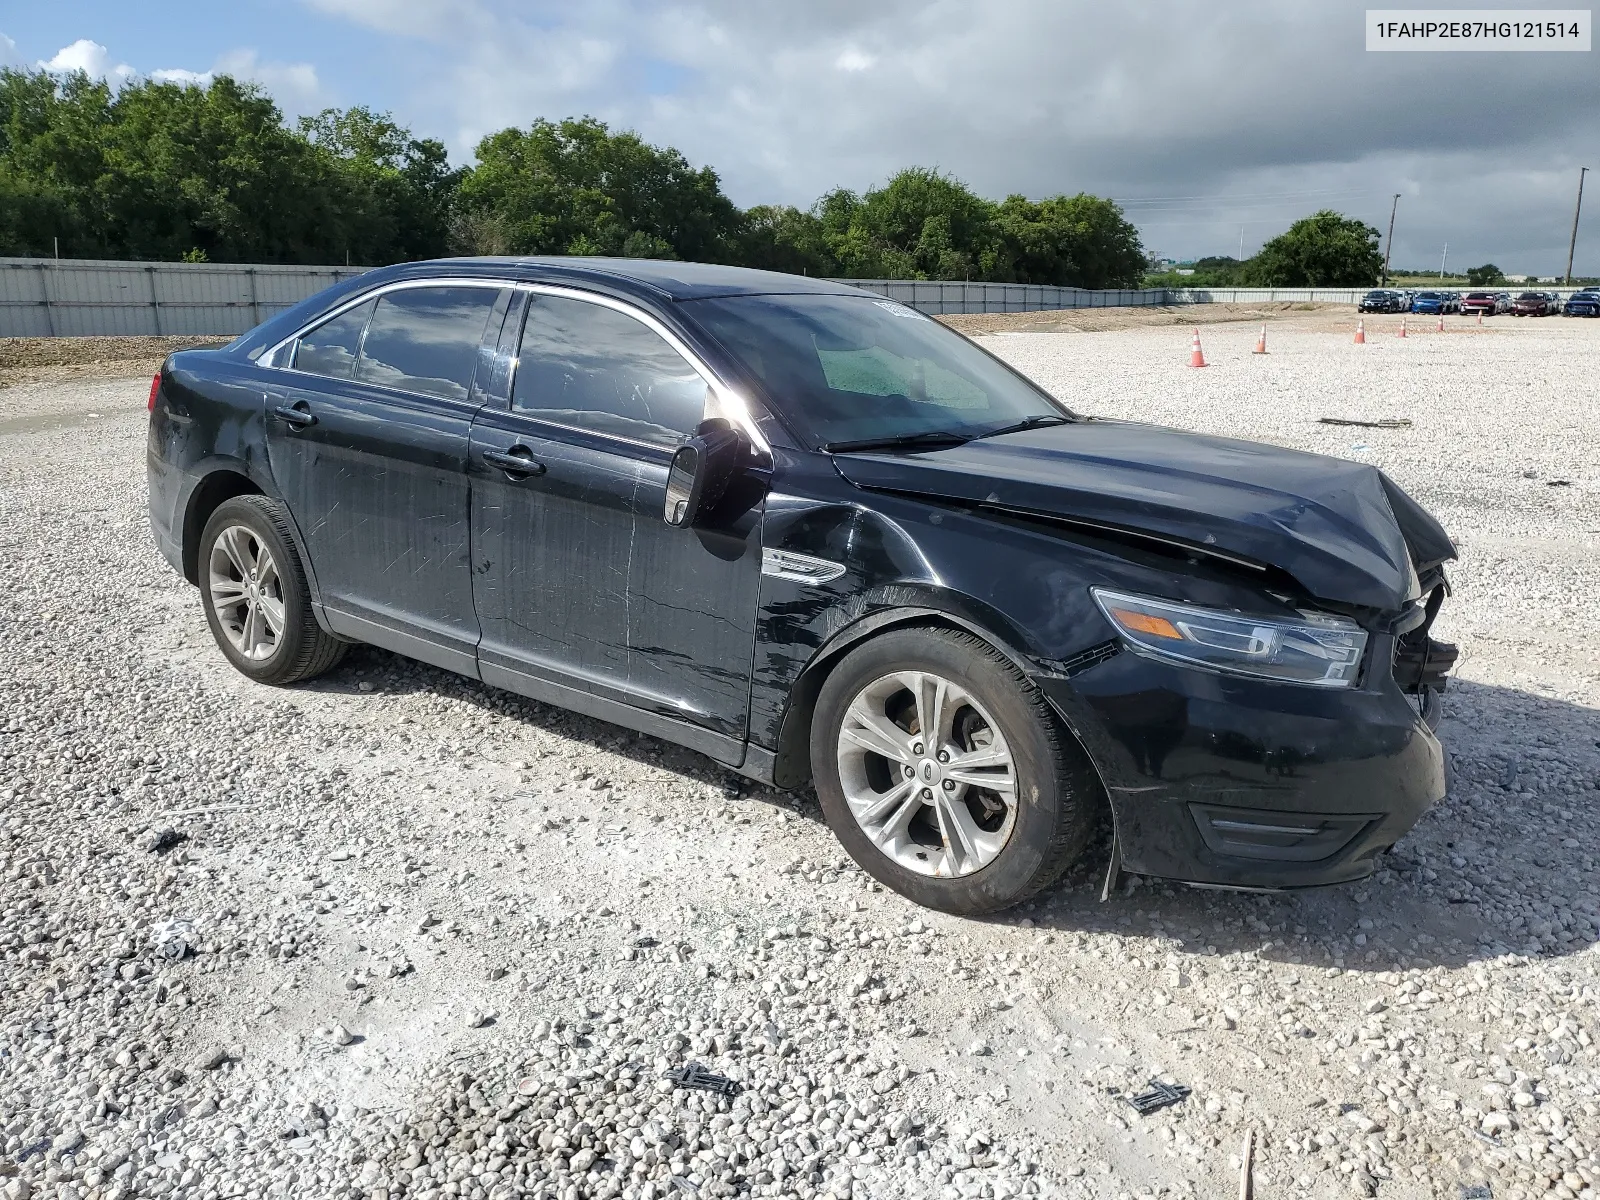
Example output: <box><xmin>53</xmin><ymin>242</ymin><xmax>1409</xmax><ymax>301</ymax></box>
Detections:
<box><xmin>1436</xmin><ymin>313</ymin><xmax>1445</xmax><ymax>333</ymax></box>
<box><xmin>1354</xmin><ymin>320</ymin><xmax>1366</xmax><ymax>345</ymax></box>
<box><xmin>1252</xmin><ymin>325</ymin><xmax>1268</xmax><ymax>354</ymax></box>
<box><xmin>1188</xmin><ymin>328</ymin><xmax>1207</xmax><ymax>368</ymax></box>
<box><xmin>1398</xmin><ymin>316</ymin><xmax>1408</xmax><ymax>338</ymax></box>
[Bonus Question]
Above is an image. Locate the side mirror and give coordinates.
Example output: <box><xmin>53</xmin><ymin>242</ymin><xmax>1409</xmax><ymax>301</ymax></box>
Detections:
<box><xmin>664</xmin><ymin>420</ymin><xmax>744</xmax><ymax>527</ymax></box>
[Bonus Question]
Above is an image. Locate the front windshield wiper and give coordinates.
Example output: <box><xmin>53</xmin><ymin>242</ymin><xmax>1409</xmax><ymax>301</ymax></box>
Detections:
<box><xmin>973</xmin><ymin>414</ymin><xmax>1073</xmax><ymax>440</ymax></box>
<box><xmin>821</xmin><ymin>430</ymin><xmax>976</xmax><ymax>454</ymax></box>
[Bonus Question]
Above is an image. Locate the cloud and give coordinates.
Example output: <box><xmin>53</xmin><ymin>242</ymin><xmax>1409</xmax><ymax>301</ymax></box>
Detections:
<box><xmin>39</xmin><ymin>38</ymin><xmax>136</xmax><ymax>85</ymax></box>
<box><xmin>151</xmin><ymin>67</ymin><xmax>214</xmax><ymax>87</ymax></box>
<box><xmin>212</xmin><ymin>50</ymin><xmax>326</xmax><ymax>116</ymax></box>
<box><xmin>0</xmin><ymin>32</ymin><xmax>22</xmax><ymax>69</ymax></box>
<box><xmin>269</xmin><ymin>0</ymin><xmax>1593</xmax><ymax>271</ymax></box>
<box><xmin>303</xmin><ymin>0</ymin><xmax>490</xmax><ymax>41</ymax></box>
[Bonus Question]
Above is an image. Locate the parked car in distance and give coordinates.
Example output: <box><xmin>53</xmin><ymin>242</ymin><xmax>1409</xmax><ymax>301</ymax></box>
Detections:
<box><xmin>1512</xmin><ymin>291</ymin><xmax>1560</xmax><ymax>316</ymax></box>
<box><xmin>1409</xmin><ymin>291</ymin><xmax>1452</xmax><ymax>314</ymax></box>
<box><xmin>1359</xmin><ymin>289</ymin><xmax>1407</xmax><ymax>313</ymax></box>
<box><xmin>147</xmin><ymin>258</ymin><xmax>1458</xmax><ymax>915</ymax></box>
<box><xmin>1461</xmin><ymin>291</ymin><xmax>1507</xmax><ymax>316</ymax></box>
<box><xmin>1564</xmin><ymin>286</ymin><xmax>1600</xmax><ymax>317</ymax></box>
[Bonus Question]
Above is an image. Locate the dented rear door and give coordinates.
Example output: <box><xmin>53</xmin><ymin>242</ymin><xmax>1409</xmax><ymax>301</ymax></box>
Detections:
<box><xmin>264</xmin><ymin>284</ymin><xmax>509</xmax><ymax>676</ymax></box>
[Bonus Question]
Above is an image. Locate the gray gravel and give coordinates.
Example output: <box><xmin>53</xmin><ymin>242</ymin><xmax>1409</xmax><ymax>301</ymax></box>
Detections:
<box><xmin>1</xmin><ymin>315</ymin><xmax>1597</xmax><ymax>1200</ymax></box>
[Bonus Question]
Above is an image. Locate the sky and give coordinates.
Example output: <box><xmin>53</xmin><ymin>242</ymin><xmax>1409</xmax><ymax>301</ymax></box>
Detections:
<box><xmin>3</xmin><ymin>0</ymin><xmax>1598</xmax><ymax>274</ymax></box>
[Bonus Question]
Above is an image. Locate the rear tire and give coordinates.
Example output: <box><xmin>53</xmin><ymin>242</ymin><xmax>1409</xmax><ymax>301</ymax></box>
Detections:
<box><xmin>810</xmin><ymin>626</ymin><xmax>1101</xmax><ymax>915</ymax></box>
<box><xmin>198</xmin><ymin>495</ymin><xmax>347</xmax><ymax>685</ymax></box>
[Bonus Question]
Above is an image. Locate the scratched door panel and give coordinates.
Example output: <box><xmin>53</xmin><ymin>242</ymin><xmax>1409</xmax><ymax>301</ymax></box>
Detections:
<box><xmin>624</xmin><ymin>469</ymin><xmax>763</xmax><ymax>737</ymax></box>
<box><xmin>468</xmin><ymin>410</ymin><xmax>762</xmax><ymax>738</ymax></box>
<box><xmin>266</xmin><ymin>375</ymin><xmax>480</xmax><ymax>654</ymax></box>
<box><xmin>469</xmin><ymin>422</ymin><xmax>633</xmax><ymax>688</ymax></box>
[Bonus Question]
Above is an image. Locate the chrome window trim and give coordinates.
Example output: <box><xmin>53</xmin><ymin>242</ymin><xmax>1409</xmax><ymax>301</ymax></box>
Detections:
<box><xmin>261</xmin><ymin>275</ymin><xmax>770</xmax><ymax>454</ymax></box>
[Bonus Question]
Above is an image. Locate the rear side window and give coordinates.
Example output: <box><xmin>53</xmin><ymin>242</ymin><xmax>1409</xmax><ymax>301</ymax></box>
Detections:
<box><xmin>293</xmin><ymin>300</ymin><xmax>375</xmax><ymax>379</ymax></box>
<box><xmin>512</xmin><ymin>295</ymin><xmax>708</xmax><ymax>448</ymax></box>
<box><xmin>354</xmin><ymin>286</ymin><xmax>503</xmax><ymax>402</ymax></box>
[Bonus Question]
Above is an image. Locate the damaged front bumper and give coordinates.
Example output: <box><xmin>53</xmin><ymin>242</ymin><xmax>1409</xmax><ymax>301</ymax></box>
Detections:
<box><xmin>1039</xmin><ymin>633</ymin><xmax>1450</xmax><ymax>890</ymax></box>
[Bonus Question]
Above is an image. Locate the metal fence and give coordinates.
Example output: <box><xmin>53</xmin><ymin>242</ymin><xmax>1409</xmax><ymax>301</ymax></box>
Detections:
<box><xmin>1</xmin><ymin>257</ymin><xmax>1592</xmax><ymax>337</ymax></box>
<box><xmin>833</xmin><ymin>279</ymin><xmax>1166</xmax><ymax>314</ymax></box>
<box><xmin>0</xmin><ymin>257</ymin><xmax>374</xmax><ymax>338</ymax></box>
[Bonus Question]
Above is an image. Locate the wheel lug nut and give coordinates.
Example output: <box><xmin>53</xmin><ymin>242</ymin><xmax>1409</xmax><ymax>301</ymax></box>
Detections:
<box><xmin>903</xmin><ymin>765</ymin><xmax>914</xmax><ymax>778</ymax></box>
<box><xmin>912</xmin><ymin>742</ymin><xmax>923</xmax><ymax>756</ymax></box>
<box><xmin>937</xmin><ymin>751</ymin><xmax>949</xmax><ymax>763</ymax></box>
<box><xmin>943</xmin><ymin>780</ymin><xmax>955</xmax><ymax>791</ymax></box>
<box><xmin>921</xmin><ymin>788</ymin><xmax>932</xmax><ymax>799</ymax></box>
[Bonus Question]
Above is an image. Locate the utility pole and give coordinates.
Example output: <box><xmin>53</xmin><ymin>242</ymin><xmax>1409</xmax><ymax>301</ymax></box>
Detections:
<box><xmin>1238</xmin><ymin>226</ymin><xmax>1245</xmax><ymax>261</ymax></box>
<box><xmin>1381</xmin><ymin>193</ymin><xmax>1400</xmax><ymax>286</ymax></box>
<box><xmin>1565</xmin><ymin>167</ymin><xmax>1588</xmax><ymax>285</ymax></box>
<box><xmin>1439</xmin><ymin>243</ymin><xmax>1447</xmax><ymax>279</ymax></box>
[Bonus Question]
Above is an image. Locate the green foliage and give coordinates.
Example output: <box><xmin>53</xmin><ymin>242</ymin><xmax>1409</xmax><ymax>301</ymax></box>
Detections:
<box><xmin>0</xmin><ymin>67</ymin><xmax>1147</xmax><ymax>287</ymax></box>
<box><xmin>738</xmin><ymin>204</ymin><xmax>838</xmax><ymax>275</ymax></box>
<box><xmin>995</xmin><ymin>193</ymin><xmax>1147</xmax><ymax>289</ymax></box>
<box><xmin>750</xmin><ymin>170</ymin><xmax>1147</xmax><ymax>288</ymax></box>
<box><xmin>298</xmin><ymin>105</ymin><xmax>462</xmax><ymax>263</ymax></box>
<box><xmin>455</xmin><ymin>116</ymin><xmax>740</xmax><ymax>261</ymax></box>
<box><xmin>1466</xmin><ymin>263</ymin><xmax>1505</xmax><ymax>285</ymax></box>
<box><xmin>1244</xmin><ymin>210</ymin><xmax>1383</xmax><ymax>287</ymax></box>
<box><xmin>0</xmin><ymin>67</ymin><xmax>456</xmax><ymax>263</ymax></box>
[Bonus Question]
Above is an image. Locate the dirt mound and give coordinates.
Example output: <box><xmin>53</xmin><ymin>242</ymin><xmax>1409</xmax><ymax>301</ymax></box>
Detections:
<box><xmin>0</xmin><ymin>335</ymin><xmax>231</xmax><ymax>389</ymax></box>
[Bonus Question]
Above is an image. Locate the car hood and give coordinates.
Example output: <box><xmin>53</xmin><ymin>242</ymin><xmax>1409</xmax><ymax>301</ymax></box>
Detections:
<box><xmin>831</xmin><ymin>420</ymin><xmax>1455</xmax><ymax>611</ymax></box>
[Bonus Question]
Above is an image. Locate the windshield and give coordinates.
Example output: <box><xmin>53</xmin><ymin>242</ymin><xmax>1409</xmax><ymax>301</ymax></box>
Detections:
<box><xmin>685</xmin><ymin>293</ymin><xmax>1070</xmax><ymax>448</ymax></box>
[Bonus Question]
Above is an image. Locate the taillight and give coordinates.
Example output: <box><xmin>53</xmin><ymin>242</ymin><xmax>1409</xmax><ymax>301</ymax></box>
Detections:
<box><xmin>148</xmin><ymin>373</ymin><xmax>161</xmax><ymax>412</ymax></box>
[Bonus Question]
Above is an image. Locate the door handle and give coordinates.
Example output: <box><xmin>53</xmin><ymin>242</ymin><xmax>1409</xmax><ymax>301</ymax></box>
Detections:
<box><xmin>482</xmin><ymin>446</ymin><xmax>546</xmax><ymax>477</ymax></box>
<box><xmin>274</xmin><ymin>403</ymin><xmax>317</xmax><ymax>429</ymax></box>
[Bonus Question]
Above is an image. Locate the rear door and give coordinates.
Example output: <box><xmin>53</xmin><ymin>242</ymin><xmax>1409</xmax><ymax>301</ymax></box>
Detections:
<box><xmin>468</xmin><ymin>290</ymin><xmax>765</xmax><ymax>753</ymax></box>
<box><xmin>265</xmin><ymin>282</ymin><xmax>510</xmax><ymax>675</ymax></box>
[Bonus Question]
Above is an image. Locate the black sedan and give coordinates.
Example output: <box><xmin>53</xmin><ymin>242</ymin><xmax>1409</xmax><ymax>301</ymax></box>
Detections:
<box><xmin>147</xmin><ymin>259</ymin><xmax>1456</xmax><ymax>914</ymax></box>
<box><xmin>1358</xmin><ymin>290</ymin><xmax>1407</xmax><ymax>313</ymax></box>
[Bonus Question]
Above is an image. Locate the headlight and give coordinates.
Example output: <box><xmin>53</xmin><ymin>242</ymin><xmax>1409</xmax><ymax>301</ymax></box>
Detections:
<box><xmin>1091</xmin><ymin>588</ymin><xmax>1368</xmax><ymax>688</ymax></box>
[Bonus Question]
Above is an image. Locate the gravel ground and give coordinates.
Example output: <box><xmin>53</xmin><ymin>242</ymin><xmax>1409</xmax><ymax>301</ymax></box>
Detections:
<box><xmin>1</xmin><ymin>315</ymin><xmax>1598</xmax><ymax>1200</ymax></box>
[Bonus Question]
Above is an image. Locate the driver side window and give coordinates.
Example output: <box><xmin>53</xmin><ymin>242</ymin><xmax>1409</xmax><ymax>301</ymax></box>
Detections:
<box><xmin>512</xmin><ymin>295</ymin><xmax>709</xmax><ymax>449</ymax></box>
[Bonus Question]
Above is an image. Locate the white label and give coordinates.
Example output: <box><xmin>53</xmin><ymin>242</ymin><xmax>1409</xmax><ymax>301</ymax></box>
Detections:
<box><xmin>1367</xmin><ymin>10</ymin><xmax>1590</xmax><ymax>50</ymax></box>
<box><xmin>872</xmin><ymin>299</ymin><xmax>928</xmax><ymax>320</ymax></box>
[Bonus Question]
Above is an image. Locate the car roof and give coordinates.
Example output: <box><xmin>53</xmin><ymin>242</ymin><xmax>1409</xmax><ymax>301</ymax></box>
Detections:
<box><xmin>424</xmin><ymin>256</ymin><xmax>867</xmax><ymax>301</ymax></box>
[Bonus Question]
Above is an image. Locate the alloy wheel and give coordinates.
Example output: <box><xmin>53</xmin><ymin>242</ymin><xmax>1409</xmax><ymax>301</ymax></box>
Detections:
<box><xmin>835</xmin><ymin>670</ymin><xmax>1018</xmax><ymax>878</ymax></box>
<box><xmin>207</xmin><ymin>524</ymin><xmax>284</xmax><ymax>661</ymax></box>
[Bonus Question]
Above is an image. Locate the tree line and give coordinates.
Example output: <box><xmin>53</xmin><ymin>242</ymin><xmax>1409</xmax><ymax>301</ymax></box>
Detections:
<box><xmin>1</xmin><ymin>67</ymin><xmax>1392</xmax><ymax>288</ymax></box>
<box><xmin>0</xmin><ymin>68</ymin><xmax>1148</xmax><ymax>287</ymax></box>
<box><xmin>1144</xmin><ymin>211</ymin><xmax>1390</xmax><ymax>288</ymax></box>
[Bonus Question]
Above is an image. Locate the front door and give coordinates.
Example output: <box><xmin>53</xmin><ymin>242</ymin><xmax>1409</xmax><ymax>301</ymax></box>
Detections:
<box><xmin>469</xmin><ymin>291</ymin><xmax>764</xmax><ymax>753</ymax></box>
<box><xmin>264</xmin><ymin>283</ymin><xmax>509</xmax><ymax>675</ymax></box>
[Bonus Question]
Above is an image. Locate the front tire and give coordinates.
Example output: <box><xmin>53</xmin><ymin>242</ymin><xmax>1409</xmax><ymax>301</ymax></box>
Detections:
<box><xmin>198</xmin><ymin>495</ymin><xmax>347</xmax><ymax>685</ymax></box>
<box><xmin>810</xmin><ymin>627</ymin><xmax>1102</xmax><ymax>915</ymax></box>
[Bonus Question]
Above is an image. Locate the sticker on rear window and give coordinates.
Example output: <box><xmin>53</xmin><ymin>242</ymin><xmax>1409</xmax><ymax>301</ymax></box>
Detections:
<box><xmin>872</xmin><ymin>299</ymin><xmax>927</xmax><ymax>320</ymax></box>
